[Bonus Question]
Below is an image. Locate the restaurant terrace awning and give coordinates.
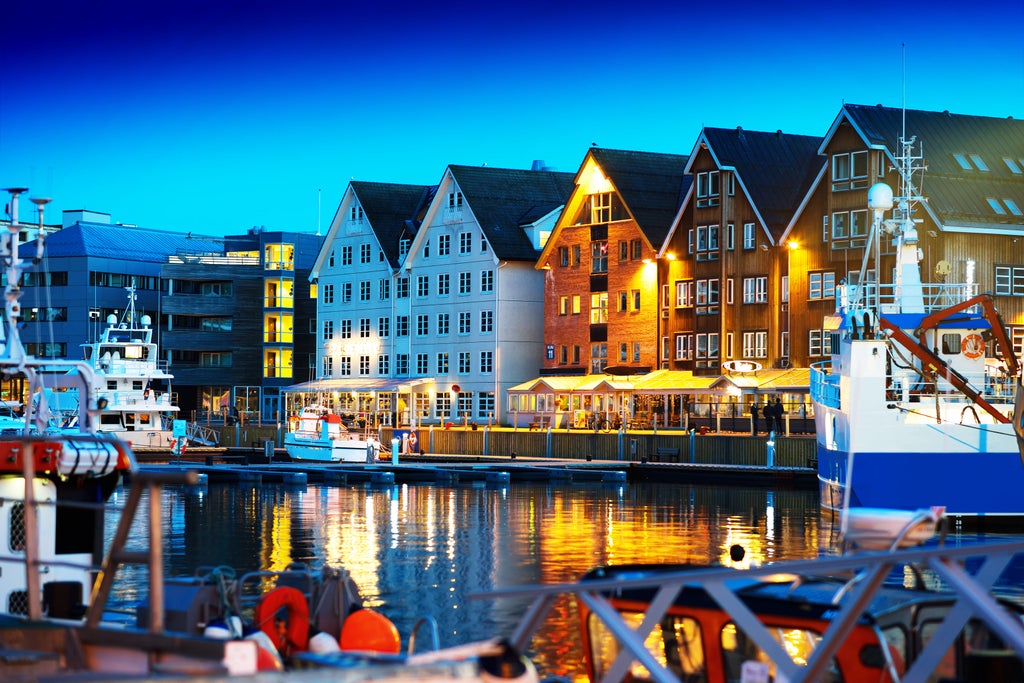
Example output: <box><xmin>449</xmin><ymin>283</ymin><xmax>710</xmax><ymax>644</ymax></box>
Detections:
<box><xmin>509</xmin><ymin>368</ymin><xmax>811</xmax><ymax>396</ymax></box>
<box><xmin>282</xmin><ymin>377</ymin><xmax>435</xmax><ymax>394</ymax></box>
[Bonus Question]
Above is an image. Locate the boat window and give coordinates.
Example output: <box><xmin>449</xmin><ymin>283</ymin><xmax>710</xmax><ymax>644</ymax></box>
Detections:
<box><xmin>720</xmin><ymin>622</ymin><xmax>841</xmax><ymax>682</ymax></box>
<box><xmin>920</xmin><ymin>618</ymin><xmax>1011</xmax><ymax>682</ymax></box>
<box><xmin>588</xmin><ymin>610</ymin><xmax>705</xmax><ymax>682</ymax></box>
<box><xmin>941</xmin><ymin>333</ymin><xmax>962</xmax><ymax>355</ymax></box>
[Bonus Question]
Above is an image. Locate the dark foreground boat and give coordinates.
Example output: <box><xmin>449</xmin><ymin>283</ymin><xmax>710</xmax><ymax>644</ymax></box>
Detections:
<box><xmin>483</xmin><ymin>513</ymin><xmax>1024</xmax><ymax>683</ymax></box>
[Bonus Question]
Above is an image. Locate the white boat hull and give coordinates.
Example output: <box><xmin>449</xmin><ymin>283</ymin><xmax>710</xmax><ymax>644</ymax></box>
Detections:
<box><xmin>284</xmin><ymin>433</ymin><xmax>374</xmax><ymax>463</ymax></box>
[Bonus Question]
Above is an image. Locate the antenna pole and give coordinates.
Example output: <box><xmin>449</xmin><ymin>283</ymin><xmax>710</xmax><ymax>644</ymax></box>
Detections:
<box><xmin>901</xmin><ymin>42</ymin><xmax>907</xmax><ymax>140</ymax></box>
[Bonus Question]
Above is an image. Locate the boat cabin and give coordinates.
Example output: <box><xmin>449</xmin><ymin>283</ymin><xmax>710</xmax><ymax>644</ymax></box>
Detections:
<box><xmin>579</xmin><ymin>564</ymin><xmax>1022</xmax><ymax>683</ymax></box>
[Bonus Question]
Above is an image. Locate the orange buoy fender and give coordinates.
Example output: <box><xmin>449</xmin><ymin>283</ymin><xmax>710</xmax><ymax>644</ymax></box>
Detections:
<box><xmin>339</xmin><ymin>608</ymin><xmax>401</xmax><ymax>654</ymax></box>
<box><xmin>961</xmin><ymin>333</ymin><xmax>985</xmax><ymax>359</ymax></box>
<box><xmin>254</xmin><ymin>586</ymin><xmax>310</xmax><ymax>654</ymax></box>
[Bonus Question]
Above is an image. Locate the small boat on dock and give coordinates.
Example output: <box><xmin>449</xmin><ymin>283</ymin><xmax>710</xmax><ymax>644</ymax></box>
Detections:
<box><xmin>284</xmin><ymin>404</ymin><xmax>381</xmax><ymax>463</ymax></box>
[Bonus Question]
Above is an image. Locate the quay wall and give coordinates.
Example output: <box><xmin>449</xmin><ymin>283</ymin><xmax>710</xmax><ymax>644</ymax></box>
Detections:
<box><xmin>202</xmin><ymin>425</ymin><xmax>816</xmax><ymax>469</ymax></box>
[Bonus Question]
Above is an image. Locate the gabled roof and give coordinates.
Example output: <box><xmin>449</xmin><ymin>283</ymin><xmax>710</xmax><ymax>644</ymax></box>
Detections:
<box><xmin>448</xmin><ymin>165</ymin><xmax>574</xmax><ymax>261</ymax></box>
<box><xmin>588</xmin><ymin>148</ymin><xmax>690</xmax><ymax>247</ymax></box>
<box><xmin>697</xmin><ymin>128</ymin><xmax>824</xmax><ymax>240</ymax></box>
<box><xmin>351</xmin><ymin>181</ymin><xmax>436</xmax><ymax>268</ymax></box>
<box><xmin>44</xmin><ymin>222</ymin><xmax>221</xmax><ymax>261</ymax></box>
<box><xmin>830</xmin><ymin>104</ymin><xmax>1024</xmax><ymax>234</ymax></box>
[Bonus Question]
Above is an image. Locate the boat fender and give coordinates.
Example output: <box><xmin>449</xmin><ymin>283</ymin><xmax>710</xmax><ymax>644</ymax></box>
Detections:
<box><xmin>254</xmin><ymin>585</ymin><xmax>310</xmax><ymax>655</ymax></box>
<box><xmin>961</xmin><ymin>333</ymin><xmax>984</xmax><ymax>359</ymax></box>
<box><xmin>339</xmin><ymin>608</ymin><xmax>401</xmax><ymax>654</ymax></box>
<box><xmin>245</xmin><ymin>629</ymin><xmax>285</xmax><ymax>671</ymax></box>
<box><xmin>479</xmin><ymin>639</ymin><xmax>539</xmax><ymax>682</ymax></box>
<box><xmin>308</xmin><ymin>631</ymin><xmax>342</xmax><ymax>654</ymax></box>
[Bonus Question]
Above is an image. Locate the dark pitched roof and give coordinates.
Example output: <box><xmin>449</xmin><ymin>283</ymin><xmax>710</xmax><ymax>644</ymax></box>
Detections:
<box><xmin>589</xmin><ymin>148</ymin><xmax>690</xmax><ymax>247</ymax></box>
<box><xmin>350</xmin><ymin>181</ymin><xmax>436</xmax><ymax>268</ymax></box>
<box><xmin>43</xmin><ymin>222</ymin><xmax>221</xmax><ymax>261</ymax></box>
<box><xmin>448</xmin><ymin>166</ymin><xmax>574</xmax><ymax>261</ymax></box>
<box><xmin>840</xmin><ymin>104</ymin><xmax>1024</xmax><ymax>232</ymax></box>
<box><xmin>701</xmin><ymin>128</ymin><xmax>824</xmax><ymax>237</ymax></box>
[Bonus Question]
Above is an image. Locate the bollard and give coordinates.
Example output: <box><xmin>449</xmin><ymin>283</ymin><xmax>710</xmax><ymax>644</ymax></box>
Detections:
<box><xmin>766</xmin><ymin>431</ymin><xmax>776</xmax><ymax>468</ymax></box>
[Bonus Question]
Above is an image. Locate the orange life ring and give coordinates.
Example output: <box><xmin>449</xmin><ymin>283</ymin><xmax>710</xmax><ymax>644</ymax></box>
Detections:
<box><xmin>254</xmin><ymin>586</ymin><xmax>310</xmax><ymax>655</ymax></box>
<box><xmin>961</xmin><ymin>333</ymin><xmax>984</xmax><ymax>359</ymax></box>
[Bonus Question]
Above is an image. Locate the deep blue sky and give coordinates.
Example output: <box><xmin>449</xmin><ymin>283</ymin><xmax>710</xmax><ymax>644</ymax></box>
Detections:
<box><xmin>2</xmin><ymin>1</ymin><xmax>1022</xmax><ymax>237</ymax></box>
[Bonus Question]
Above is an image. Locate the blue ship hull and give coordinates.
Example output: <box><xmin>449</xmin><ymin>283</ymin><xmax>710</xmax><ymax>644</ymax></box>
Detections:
<box><xmin>818</xmin><ymin>444</ymin><xmax>1024</xmax><ymax>517</ymax></box>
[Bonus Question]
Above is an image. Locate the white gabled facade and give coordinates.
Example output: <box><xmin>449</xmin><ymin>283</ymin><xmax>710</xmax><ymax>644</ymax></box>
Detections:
<box><xmin>308</xmin><ymin>184</ymin><xmax>400</xmax><ymax>421</ymax></box>
<box><xmin>402</xmin><ymin>168</ymin><xmax>564</xmax><ymax>425</ymax></box>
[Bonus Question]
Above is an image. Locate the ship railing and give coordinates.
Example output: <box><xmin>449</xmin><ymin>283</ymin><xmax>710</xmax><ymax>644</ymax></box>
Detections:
<box><xmin>186</xmin><ymin>422</ymin><xmax>220</xmax><ymax>446</ymax></box>
<box><xmin>888</xmin><ymin>368</ymin><xmax>1018</xmax><ymax>407</ymax></box>
<box><xmin>841</xmin><ymin>281</ymin><xmax>980</xmax><ymax>314</ymax></box>
<box><xmin>479</xmin><ymin>540</ymin><xmax>1024</xmax><ymax>683</ymax></box>
<box><xmin>809</xmin><ymin>361</ymin><xmax>840</xmax><ymax>409</ymax></box>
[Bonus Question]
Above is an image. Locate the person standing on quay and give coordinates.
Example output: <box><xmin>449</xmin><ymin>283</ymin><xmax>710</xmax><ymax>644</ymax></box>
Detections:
<box><xmin>772</xmin><ymin>397</ymin><xmax>785</xmax><ymax>434</ymax></box>
<box><xmin>749</xmin><ymin>400</ymin><xmax>760</xmax><ymax>436</ymax></box>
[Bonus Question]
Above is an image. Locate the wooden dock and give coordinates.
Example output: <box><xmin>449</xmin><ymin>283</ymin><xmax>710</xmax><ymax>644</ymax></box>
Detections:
<box><xmin>130</xmin><ymin>450</ymin><xmax>816</xmax><ymax>489</ymax></box>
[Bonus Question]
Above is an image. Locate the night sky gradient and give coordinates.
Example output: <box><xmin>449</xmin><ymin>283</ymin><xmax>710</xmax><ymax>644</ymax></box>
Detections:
<box><xmin>2</xmin><ymin>1</ymin><xmax>1022</xmax><ymax>236</ymax></box>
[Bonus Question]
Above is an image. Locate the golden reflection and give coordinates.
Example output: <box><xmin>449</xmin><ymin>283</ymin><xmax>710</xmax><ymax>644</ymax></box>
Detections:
<box><xmin>147</xmin><ymin>482</ymin><xmax>822</xmax><ymax>681</ymax></box>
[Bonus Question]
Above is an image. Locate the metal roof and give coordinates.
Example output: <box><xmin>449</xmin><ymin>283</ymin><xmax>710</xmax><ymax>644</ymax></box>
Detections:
<box><xmin>699</xmin><ymin>128</ymin><xmax>824</xmax><ymax>240</ymax></box>
<box><xmin>836</xmin><ymin>104</ymin><xmax>1024</xmax><ymax>234</ymax></box>
<box><xmin>350</xmin><ymin>181</ymin><xmax>436</xmax><ymax>268</ymax></box>
<box><xmin>44</xmin><ymin>222</ymin><xmax>222</xmax><ymax>261</ymax></box>
<box><xmin>448</xmin><ymin>165</ymin><xmax>575</xmax><ymax>261</ymax></box>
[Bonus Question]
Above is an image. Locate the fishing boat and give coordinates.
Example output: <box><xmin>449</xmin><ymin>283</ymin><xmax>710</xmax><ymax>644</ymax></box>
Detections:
<box><xmin>284</xmin><ymin>404</ymin><xmax>381</xmax><ymax>462</ymax></box>
<box><xmin>808</xmin><ymin>135</ymin><xmax>1023</xmax><ymax>519</ymax></box>
<box><xmin>61</xmin><ymin>280</ymin><xmax>180</xmax><ymax>450</ymax></box>
<box><xmin>0</xmin><ymin>188</ymin><xmax>533</xmax><ymax>681</ymax></box>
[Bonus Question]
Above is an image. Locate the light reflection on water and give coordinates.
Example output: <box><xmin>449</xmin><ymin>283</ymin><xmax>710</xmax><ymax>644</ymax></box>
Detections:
<box><xmin>103</xmin><ymin>480</ymin><xmax>1016</xmax><ymax>678</ymax></box>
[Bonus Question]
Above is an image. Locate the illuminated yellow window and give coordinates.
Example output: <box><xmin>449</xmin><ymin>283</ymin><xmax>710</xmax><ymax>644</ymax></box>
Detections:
<box><xmin>264</xmin><ymin>314</ymin><xmax>293</xmax><ymax>343</ymax></box>
<box><xmin>264</xmin><ymin>244</ymin><xmax>295</xmax><ymax>271</ymax></box>
<box><xmin>264</xmin><ymin>348</ymin><xmax>293</xmax><ymax>378</ymax></box>
<box><xmin>264</xmin><ymin>277</ymin><xmax>294</xmax><ymax>308</ymax></box>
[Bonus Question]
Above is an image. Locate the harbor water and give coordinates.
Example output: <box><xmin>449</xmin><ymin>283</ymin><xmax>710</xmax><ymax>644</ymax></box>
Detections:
<box><xmin>104</xmin><ymin>479</ymin><xmax>1022</xmax><ymax>679</ymax></box>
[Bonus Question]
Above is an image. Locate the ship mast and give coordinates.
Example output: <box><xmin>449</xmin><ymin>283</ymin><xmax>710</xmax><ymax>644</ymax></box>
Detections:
<box><xmin>854</xmin><ymin>129</ymin><xmax>928</xmax><ymax>329</ymax></box>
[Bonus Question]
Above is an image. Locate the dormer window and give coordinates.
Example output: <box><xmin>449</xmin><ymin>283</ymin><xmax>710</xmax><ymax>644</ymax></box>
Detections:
<box><xmin>954</xmin><ymin>153</ymin><xmax>990</xmax><ymax>171</ymax></box>
<box><xmin>988</xmin><ymin>198</ymin><xmax>1023</xmax><ymax>216</ymax></box>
